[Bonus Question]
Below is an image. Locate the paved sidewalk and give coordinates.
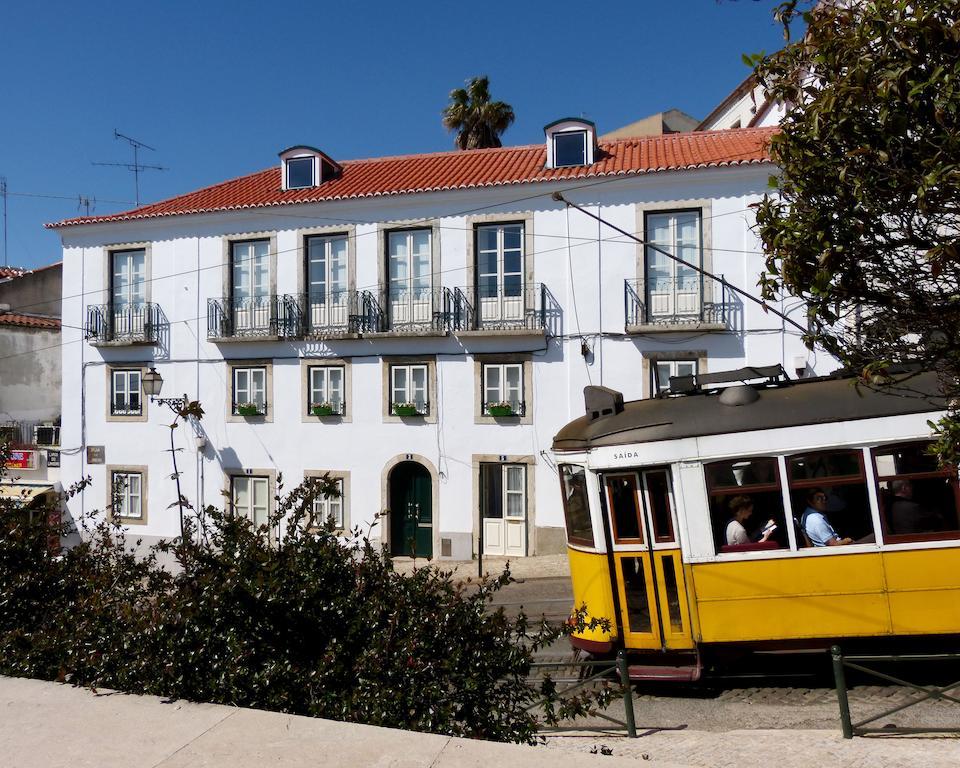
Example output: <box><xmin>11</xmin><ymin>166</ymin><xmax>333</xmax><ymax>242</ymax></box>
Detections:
<box><xmin>391</xmin><ymin>553</ymin><xmax>570</xmax><ymax>580</ymax></box>
<box><xmin>0</xmin><ymin>676</ymin><xmax>666</xmax><ymax>768</ymax></box>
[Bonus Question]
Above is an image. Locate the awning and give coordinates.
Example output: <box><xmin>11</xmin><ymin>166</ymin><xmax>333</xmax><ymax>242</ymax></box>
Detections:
<box><xmin>0</xmin><ymin>483</ymin><xmax>55</xmax><ymax>504</ymax></box>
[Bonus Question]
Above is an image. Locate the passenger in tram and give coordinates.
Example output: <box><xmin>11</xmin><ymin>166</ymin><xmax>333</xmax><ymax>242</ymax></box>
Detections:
<box><xmin>801</xmin><ymin>488</ymin><xmax>854</xmax><ymax>546</ymax></box>
<box><xmin>724</xmin><ymin>496</ymin><xmax>777</xmax><ymax>546</ymax></box>
<box><xmin>888</xmin><ymin>479</ymin><xmax>943</xmax><ymax>534</ymax></box>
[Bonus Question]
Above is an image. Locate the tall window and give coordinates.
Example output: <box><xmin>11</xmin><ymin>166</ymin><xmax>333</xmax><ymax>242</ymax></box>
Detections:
<box><xmin>651</xmin><ymin>359</ymin><xmax>697</xmax><ymax>396</ymax></box>
<box><xmin>312</xmin><ymin>478</ymin><xmax>344</xmax><ymax>529</ymax></box>
<box><xmin>644</xmin><ymin>211</ymin><xmax>701</xmax><ymax>320</ymax></box>
<box><xmin>306</xmin><ymin>234</ymin><xmax>348</xmax><ymax>330</ymax></box>
<box><xmin>704</xmin><ymin>457</ymin><xmax>786</xmax><ymax>552</ymax></box>
<box><xmin>233</xmin><ymin>367</ymin><xmax>267</xmax><ymax>415</ymax></box>
<box><xmin>308</xmin><ymin>366</ymin><xmax>345</xmax><ymax>415</ymax></box>
<box><xmin>112</xmin><ymin>471</ymin><xmax>143</xmax><ymax>520</ymax></box>
<box><xmin>231</xmin><ymin>240</ymin><xmax>270</xmax><ymax>331</ymax></box>
<box><xmin>232</xmin><ymin>476</ymin><xmax>269</xmax><ymax>528</ymax></box>
<box><xmin>476</xmin><ymin>223</ymin><xmax>524</xmax><ymax>325</ymax></box>
<box><xmin>387</xmin><ymin>229</ymin><xmax>432</xmax><ymax>329</ymax></box>
<box><xmin>111</xmin><ymin>249</ymin><xmax>146</xmax><ymax>337</ymax></box>
<box><xmin>873</xmin><ymin>442</ymin><xmax>960</xmax><ymax>541</ymax></box>
<box><xmin>390</xmin><ymin>364</ymin><xmax>429</xmax><ymax>415</ymax></box>
<box><xmin>111</xmin><ymin>369</ymin><xmax>142</xmax><ymax>415</ymax></box>
<box><xmin>483</xmin><ymin>362</ymin><xmax>523</xmax><ymax>415</ymax></box>
<box><xmin>559</xmin><ymin>464</ymin><xmax>594</xmax><ymax>547</ymax></box>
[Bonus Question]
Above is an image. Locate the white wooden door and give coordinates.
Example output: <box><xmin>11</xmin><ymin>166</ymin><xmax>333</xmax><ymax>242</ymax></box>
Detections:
<box><xmin>388</xmin><ymin>230</ymin><xmax>431</xmax><ymax>328</ymax></box>
<box><xmin>645</xmin><ymin>212</ymin><xmax>700</xmax><ymax>319</ymax></box>
<box><xmin>112</xmin><ymin>249</ymin><xmax>146</xmax><ymax>337</ymax></box>
<box><xmin>477</xmin><ymin>224</ymin><xmax>524</xmax><ymax>325</ymax></box>
<box><xmin>481</xmin><ymin>464</ymin><xmax>527</xmax><ymax>557</ymax></box>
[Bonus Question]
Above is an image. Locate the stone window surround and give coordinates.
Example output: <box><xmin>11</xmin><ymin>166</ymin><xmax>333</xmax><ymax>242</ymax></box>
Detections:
<box><xmin>225</xmin><ymin>359</ymin><xmax>274</xmax><ymax>423</ymax></box>
<box><xmin>101</xmin><ymin>241</ymin><xmax>152</xmax><ymax>305</ymax></box>
<box><xmin>105</xmin><ymin>464</ymin><xmax>149</xmax><ymax>526</ymax></box>
<box><xmin>223</xmin><ymin>468</ymin><xmax>278</xmax><ymax>533</ymax></box>
<box><xmin>470</xmin><ymin>454</ymin><xmax>537</xmax><ymax>557</ymax></box>
<box><xmin>634</xmin><ymin>199</ymin><xmax>714</xmax><ymax>288</ymax></box>
<box><xmin>641</xmin><ymin>349</ymin><xmax>708</xmax><ymax>399</ymax></box>
<box><xmin>300</xmin><ymin>357</ymin><xmax>352</xmax><ymax>422</ymax></box>
<box><xmin>381</xmin><ymin>355</ymin><xmax>438</xmax><ymax>424</ymax></box>
<box><xmin>105</xmin><ymin>364</ymin><xmax>150</xmax><ymax>423</ymax></box>
<box><xmin>303</xmin><ymin>469</ymin><xmax>351</xmax><ymax>532</ymax></box>
<box><xmin>294</xmin><ymin>224</ymin><xmax>358</xmax><ymax>298</ymax></box>
<box><xmin>473</xmin><ymin>353</ymin><xmax>534</xmax><ymax>425</ymax></box>
<box><xmin>376</xmin><ymin>220</ymin><xmax>442</xmax><ymax>305</ymax></box>
<box><xmin>463</xmin><ymin>212</ymin><xmax>535</xmax><ymax>300</ymax></box>
<box><xmin>220</xmin><ymin>231</ymin><xmax>280</xmax><ymax>300</ymax></box>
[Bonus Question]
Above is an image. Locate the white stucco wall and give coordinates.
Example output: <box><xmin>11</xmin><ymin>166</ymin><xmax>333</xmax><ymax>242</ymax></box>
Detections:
<box><xmin>58</xmin><ymin>163</ymin><xmax>826</xmax><ymax>559</ymax></box>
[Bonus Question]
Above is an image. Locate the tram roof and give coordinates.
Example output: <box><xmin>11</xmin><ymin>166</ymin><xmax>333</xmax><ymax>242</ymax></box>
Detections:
<box><xmin>552</xmin><ymin>372</ymin><xmax>946</xmax><ymax>451</ymax></box>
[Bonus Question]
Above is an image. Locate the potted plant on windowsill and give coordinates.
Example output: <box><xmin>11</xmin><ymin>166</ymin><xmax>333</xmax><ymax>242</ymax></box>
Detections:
<box><xmin>236</xmin><ymin>402</ymin><xmax>262</xmax><ymax>417</ymax></box>
<box><xmin>311</xmin><ymin>402</ymin><xmax>338</xmax><ymax>417</ymax></box>
<box><xmin>392</xmin><ymin>402</ymin><xmax>421</xmax><ymax>417</ymax></box>
<box><xmin>487</xmin><ymin>401</ymin><xmax>517</xmax><ymax>417</ymax></box>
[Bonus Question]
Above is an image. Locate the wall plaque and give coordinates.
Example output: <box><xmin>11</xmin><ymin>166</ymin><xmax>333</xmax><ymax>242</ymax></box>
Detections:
<box><xmin>86</xmin><ymin>446</ymin><xmax>105</xmax><ymax>465</ymax></box>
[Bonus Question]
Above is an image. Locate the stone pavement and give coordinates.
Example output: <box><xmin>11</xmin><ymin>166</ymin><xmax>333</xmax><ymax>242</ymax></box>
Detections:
<box><xmin>390</xmin><ymin>553</ymin><xmax>571</xmax><ymax>580</ymax></box>
<box><xmin>3</xmin><ymin>676</ymin><xmax>958</xmax><ymax>768</ymax></box>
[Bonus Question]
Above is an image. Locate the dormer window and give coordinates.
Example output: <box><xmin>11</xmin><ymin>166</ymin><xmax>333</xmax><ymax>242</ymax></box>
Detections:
<box><xmin>279</xmin><ymin>146</ymin><xmax>343</xmax><ymax>191</ymax></box>
<box><xmin>554</xmin><ymin>131</ymin><xmax>587</xmax><ymax>168</ymax></box>
<box><xmin>544</xmin><ymin>118</ymin><xmax>597</xmax><ymax>169</ymax></box>
<box><xmin>286</xmin><ymin>157</ymin><xmax>315</xmax><ymax>189</ymax></box>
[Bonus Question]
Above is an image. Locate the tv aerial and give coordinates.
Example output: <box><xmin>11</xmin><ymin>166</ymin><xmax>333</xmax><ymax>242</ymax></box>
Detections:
<box><xmin>93</xmin><ymin>130</ymin><xmax>167</xmax><ymax>207</ymax></box>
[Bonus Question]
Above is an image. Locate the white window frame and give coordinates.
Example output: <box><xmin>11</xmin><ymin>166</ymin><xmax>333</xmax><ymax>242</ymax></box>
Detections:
<box><xmin>390</xmin><ymin>363</ymin><xmax>429</xmax><ymax>414</ymax></box>
<box><xmin>233</xmin><ymin>366</ymin><xmax>267</xmax><ymax>415</ymax></box>
<box><xmin>504</xmin><ymin>464</ymin><xmax>527</xmax><ymax>519</ymax></box>
<box><xmin>482</xmin><ymin>362</ymin><xmax>524</xmax><ymax>415</ymax></box>
<box><xmin>285</xmin><ymin>156</ymin><xmax>315</xmax><ymax>189</ymax></box>
<box><xmin>652</xmin><ymin>359</ymin><xmax>699</xmax><ymax>396</ymax></box>
<box><xmin>553</xmin><ymin>131</ymin><xmax>587</xmax><ymax>167</ymax></box>
<box><xmin>308</xmin><ymin>366</ymin><xmax>345</xmax><ymax>415</ymax></box>
<box><xmin>306</xmin><ymin>234</ymin><xmax>349</xmax><ymax>305</ymax></box>
<box><xmin>112</xmin><ymin>471</ymin><xmax>143</xmax><ymax>520</ymax></box>
<box><xmin>644</xmin><ymin>210</ymin><xmax>703</xmax><ymax>320</ymax></box>
<box><xmin>111</xmin><ymin>369</ymin><xmax>142</xmax><ymax>415</ymax></box>
<box><xmin>231</xmin><ymin>475</ymin><xmax>270</xmax><ymax>528</ymax></box>
<box><xmin>312</xmin><ymin>477</ymin><xmax>345</xmax><ymax>529</ymax></box>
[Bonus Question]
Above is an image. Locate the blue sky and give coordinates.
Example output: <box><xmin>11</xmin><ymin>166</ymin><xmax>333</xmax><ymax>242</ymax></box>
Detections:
<box><xmin>1</xmin><ymin>1</ymin><xmax>791</xmax><ymax>269</ymax></box>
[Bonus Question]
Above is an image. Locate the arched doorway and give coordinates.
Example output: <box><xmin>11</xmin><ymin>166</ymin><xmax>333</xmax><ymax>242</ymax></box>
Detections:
<box><xmin>389</xmin><ymin>461</ymin><xmax>433</xmax><ymax>558</ymax></box>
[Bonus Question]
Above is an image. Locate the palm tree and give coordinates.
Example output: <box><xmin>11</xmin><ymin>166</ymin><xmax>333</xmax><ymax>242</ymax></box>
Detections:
<box><xmin>442</xmin><ymin>76</ymin><xmax>515</xmax><ymax>150</ymax></box>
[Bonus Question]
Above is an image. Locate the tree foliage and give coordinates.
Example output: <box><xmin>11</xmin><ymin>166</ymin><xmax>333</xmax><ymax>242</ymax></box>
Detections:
<box><xmin>442</xmin><ymin>76</ymin><xmax>515</xmax><ymax>150</ymax></box>
<box><xmin>0</xmin><ymin>449</ymin><xmax>612</xmax><ymax>744</ymax></box>
<box><xmin>753</xmin><ymin>0</ymin><xmax>960</xmax><ymax>459</ymax></box>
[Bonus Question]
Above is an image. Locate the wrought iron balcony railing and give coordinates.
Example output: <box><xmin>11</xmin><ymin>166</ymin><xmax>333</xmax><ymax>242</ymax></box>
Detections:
<box><xmin>624</xmin><ymin>275</ymin><xmax>731</xmax><ymax>329</ymax></box>
<box><xmin>207</xmin><ymin>295</ymin><xmax>301</xmax><ymax>339</ymax></box>
<box><xmin>297</xmin><ymin>289</ymin><xmax>384</xmax><ymax>336</ymax></box>
<box><xmin>454</xmin><ymin>283</ymin><xmax>556</xmax><ymax>334</ymax></box>
<box><xmin>85</xmin><ymin>302</ymin><xmax>161</xmax><ymax>344</ymax></box>
<box><xmin>379</xmin><ymin>286</ymin><xmax>456</xmax><ymax>334</ymax></box>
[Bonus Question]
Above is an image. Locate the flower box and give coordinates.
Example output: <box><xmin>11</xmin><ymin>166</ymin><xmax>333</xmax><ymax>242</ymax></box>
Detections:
<box><xmin>392</xmin><ymin>403</ymin><xmax>421</xmax><ymax>417</ymax></box>
<box><xmin>487</xmin><ymin>402</ymin><xmax>517</xmax><ymax>417</ymax></box>
<box><xmin>236</xmin><ymin>403</ymin><xmax>261</xmax><ymax>417</ymax></box>
<box><xmin>311</xmin><ymin>403</ymin><xmax>337</xmax><ymax>417</ymax></box>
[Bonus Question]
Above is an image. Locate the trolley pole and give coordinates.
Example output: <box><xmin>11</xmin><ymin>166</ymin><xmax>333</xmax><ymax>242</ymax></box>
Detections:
<box><xmin>831</xmin><ymin>645</ymin><xmax>854</xmax><ymax>739</ymax></box>
<box><xmin>616</xmin><ymin>650</ymin><xmax>637</xmax><ymax>738</ymax></box>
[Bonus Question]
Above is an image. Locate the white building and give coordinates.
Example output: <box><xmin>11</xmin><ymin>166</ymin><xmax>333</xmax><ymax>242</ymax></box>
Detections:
<box><xmin>51</xmin><ymin>121</ymin><xmax>825</xmax><ymax>560</ymax></box>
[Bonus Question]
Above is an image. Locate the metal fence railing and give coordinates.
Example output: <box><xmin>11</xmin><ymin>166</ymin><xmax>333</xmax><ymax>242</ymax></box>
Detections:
<box><xmin>85</xmin><ymin>302</ymin><xmax>162</xmax><ymax>343</ymax></box>
<box><xmin>207</xmin><ymin>295</ymin><xmax>301</xmax><ymax>339</ymax></box>
<box><xmin>527</xmin><ymin>651</ymin><xmax>637</xmax><ymax>737</ymax></box>
<box><xmin>831</xmin><ymin>645</ymin><xmax>960</xmax><ymax>738</ymax></box>
<box><xmin>455</xmin><ymin>283</ymin><xmax>557</xmax><ymax>334</ymax></box>
<box><xmin>624</xmin><ymin>275</ymin><xmax>730</xmax><ymax>329</ymax></box>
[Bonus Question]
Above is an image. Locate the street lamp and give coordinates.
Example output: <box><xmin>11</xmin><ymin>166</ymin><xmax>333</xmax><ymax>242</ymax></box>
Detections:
<box><xmin>142</xmin><ymin>367</ymin><xmax>186</xmax><ymax>409</ymax></box>
<box><xmin>141</xmin><ymin>366</ymin><xmax>190</xmax><ymax>542</ymax></box>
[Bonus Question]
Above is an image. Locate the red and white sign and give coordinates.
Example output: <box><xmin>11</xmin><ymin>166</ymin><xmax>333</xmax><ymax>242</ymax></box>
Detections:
<box><xmin>6</xmin><ymin>450</ymin><xmax>38</xmax><ymax>470</ymax></box>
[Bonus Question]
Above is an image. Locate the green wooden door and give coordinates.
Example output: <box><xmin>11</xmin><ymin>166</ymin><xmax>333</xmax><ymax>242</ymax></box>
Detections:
<box><xmin>390</xmin><ymin>462</ymin><xmax>432</xmax><ymax>558</ymax></box>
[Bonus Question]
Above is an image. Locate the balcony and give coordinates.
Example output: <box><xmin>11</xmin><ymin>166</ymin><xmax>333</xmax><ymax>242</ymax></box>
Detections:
<box><xmin>373</xmin><ymin>287</ymin><xmax>456</xmax><ymax>336</ymax></box>
<box><xmin>207</xmin><ymin>295</ymin><xmax>300</xmax><ymax>340</ymax></box>
<box><xmin>298</xmin><ymin>290</ymin><xmax>383</xmax><ymax>337</ymax></box>
<box><xmin>624</xmin><ymin>275</ymin><xmax>731</xmax><ymax>333</ymax></box>
<box><xmin>85</xmin><ymin>303</ymin><xmax>162</xmax><ymax>345</ymax></box>
<box><xmin>454</xmin><ymin>283</ymin><xmax>557</xmax><ymax>336</ymax></box>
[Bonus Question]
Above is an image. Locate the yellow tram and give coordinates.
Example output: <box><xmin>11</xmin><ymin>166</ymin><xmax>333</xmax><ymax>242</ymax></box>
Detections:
<box><xmin>552</xmin><ymin>366</ymin><xmax>960</xmax><ymax>680</ymax></box>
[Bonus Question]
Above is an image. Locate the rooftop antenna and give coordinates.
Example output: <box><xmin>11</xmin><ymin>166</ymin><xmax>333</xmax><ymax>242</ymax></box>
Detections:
<box><xmin>93</xmin><ymin>130</ymin><xmax>166</xmax><ymax>207</ymax></box>
<box><xmin>0</xmin><ymin>176</ymin><xmax>6</xmax><ymax>266</ymax></box>
<box><xmin>77</xmin><ymin>195</ymin><xmax>96</xmax><ymax>216</ymax></box>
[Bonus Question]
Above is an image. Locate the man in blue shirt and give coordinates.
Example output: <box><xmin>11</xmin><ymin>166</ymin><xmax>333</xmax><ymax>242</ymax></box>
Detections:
<box><xmin>802</xmin><ymin>488</ymin><xmax>854</xmax><ymax>547</ymax></box>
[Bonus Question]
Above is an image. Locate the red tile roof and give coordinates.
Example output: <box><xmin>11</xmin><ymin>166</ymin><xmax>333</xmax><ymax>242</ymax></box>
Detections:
<box><xmin>0</xmin><ymin>267</ymin><xmax>27</xmax><ymax>279</ymax></box>
<box><xmin>0</xmin><ymin>313</ymin><xmax>61</xmax><ymax>330</ymax></box>
<box><xmin>49</xmin><ymin>128</ymin><xmax>776</xmax><ymax>229</ymax></box>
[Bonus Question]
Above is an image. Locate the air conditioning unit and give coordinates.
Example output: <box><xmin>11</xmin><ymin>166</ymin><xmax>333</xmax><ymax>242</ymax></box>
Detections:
<box><xmin>33</xmin><ymin>425</ymin><xmax>60</xmax><ymax>447</ymax></box>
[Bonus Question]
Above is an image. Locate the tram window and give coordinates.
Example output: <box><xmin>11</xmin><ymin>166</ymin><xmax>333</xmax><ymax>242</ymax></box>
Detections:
<box><xmin>560</xmin><ymin>465</ymin><xmax>595</xmax><ymax>547</ymax></box>
<box><xmin>873</xmin><ymin>442</ymin><xmax>960</xmax><ymax>541</ymax></box>
<box><xmin>606</xmin><ymin>474</ymin><xmax>643</xmax><ymax>543</ymax></box>
<box><xmin>788</xmin><ymin>450</ymin><xmax>874</xmax><ymax>546</ymax></box>
<box><xmin>620</xmin><ymin>557</ymin><xmax>652</xmax><ymax>633</ymax></box>
<box><xmin>705</xmin><ymin>457</ymin><xmax>788</xmax><ymax>553</ymax></box>
<box><xmin>646</xmin><ymin>471</ymin><xmax>675</xmax><ymax>543</ymax></box>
